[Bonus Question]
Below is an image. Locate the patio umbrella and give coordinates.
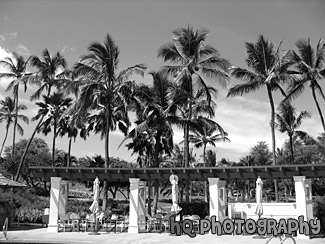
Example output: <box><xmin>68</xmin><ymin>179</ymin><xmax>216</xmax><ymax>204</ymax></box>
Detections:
<box><xmin>0</xmin><ymin>173</ymin><xmax>26</xmax><ymax>189</ymax></box>
<box><xmin>89</xmin><ymin>176</ymin><xmax>100</xmax><ymax>235</ymax></box>
<box><xmin>169</xmin><ymin>174</ymin><xmax>182</xmax><ymax>214</ymax></box>
<box><xmin>255</xmin><ymin>176</ymin><xmax>263</xmax><ymax>219</ymax></box>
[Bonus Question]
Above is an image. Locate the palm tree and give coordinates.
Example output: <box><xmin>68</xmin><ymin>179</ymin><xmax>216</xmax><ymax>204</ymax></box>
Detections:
<box><xmin>186</xmin><ymin>118</ymin><xmax>229</xmax><ymax>202</ymax></box>
<box><xmin>32</xmin><ymin>92</ymin><xmax>73</xmax><ymax>165</ymax></box>
<box><xmin>275</xmin><ymin>101</ymin><xmax>310</xmax><ymax>163</ymax></box>
<box><xmin>286</xmin><ymin>38</ymin><xmax>325</xmax><ymax>132</ymax></box>
<box><xmin>74</xmin><ymin>33</ymin><xmax>146</xmax><ymax>211</ymax></box>
<box><xmin>188</xmin><ymin>119</ymin><xmax>229</xmax><ymax>167</ymax></box>
<box><xmin>120</xmin><ymin>71</ymin><xmax>175</xmax><ymax>214</ymax></box>
<box><xmin>29</xmin><ymin>49</ymin><xmax>67</xmax><ymax>100</ymax></box>
<box><xmin>158</xmin><ymin>26</ymin><xmax>231</xmax><ymax>169</ymax></box>
<box><xmin>227</xmin><ymin>35</ymin><xmax>294</xmax><ymax>166</ymax></box>
<box><xmin>15</xmin><ymin>49</ymin><xmax>67</xmax><ymax>181</ymax></box>
<box><xmin>0</xmin><ymin>52</ymin><xmax>31</xmax><ymax>155</ymax></box>
<box><xmin>58</xmin><ymin>112</ymin><xmax>88</xmax><ymax>168</ymax></box>
<box><xmin>0</xmin><ymin>97</ymin><xmax>29</xmax><ymax>157</ymax></box>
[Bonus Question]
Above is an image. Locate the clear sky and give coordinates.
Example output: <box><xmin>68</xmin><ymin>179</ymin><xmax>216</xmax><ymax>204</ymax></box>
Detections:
<box><xmin>0</xmin><ymin>0</ymin><xmax>324</xmax><ymax>163</ymax></box>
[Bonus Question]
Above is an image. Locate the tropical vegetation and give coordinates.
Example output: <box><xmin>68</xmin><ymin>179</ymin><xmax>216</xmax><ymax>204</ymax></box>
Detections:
<box><xmin>0</xmin><ymin>27</ymin><xmax>324</xmax><ymax>219</ymax></box>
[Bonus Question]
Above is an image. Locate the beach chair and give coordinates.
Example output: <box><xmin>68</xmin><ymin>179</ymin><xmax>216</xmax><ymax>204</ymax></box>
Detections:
<box><xmin>152</xmin><ymin>213</ymin><xmax>163</xmax><ymax>231</ymax></box>
<box><xmin>58</xmin><ymin>215</ymin><xmax>73</xmax><ymax>232</ymax></box>
<box><xmin>146</xmin><ymin>214</ymin><xmax>155</xmax><ymax>232</ymax></box>
<box><xmin>191</xmin><ymin>215</ymin><xmax>200</xmax><ymax>232</ymax></box>
<box><xmin>116</xmin><ymin>215</ymin><xmax>129</xmax><ymax>233</ymax></box>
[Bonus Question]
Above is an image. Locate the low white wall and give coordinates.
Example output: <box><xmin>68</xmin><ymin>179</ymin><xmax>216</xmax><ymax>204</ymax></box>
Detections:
<box><xmin>228</xmin><ymin>202</ymin><xmax>300</xmax><ymax>221</ymax></box>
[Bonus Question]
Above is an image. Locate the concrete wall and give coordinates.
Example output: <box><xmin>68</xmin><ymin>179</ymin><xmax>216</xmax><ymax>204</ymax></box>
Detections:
<box><xmin>228</xmin><ymin>202</ymin><xmax>300</xmax><ymax>221</ymax></box>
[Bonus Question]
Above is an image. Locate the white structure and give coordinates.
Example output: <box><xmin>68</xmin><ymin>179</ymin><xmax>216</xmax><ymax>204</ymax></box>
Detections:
<box><xmin>208</xmin><ymin>178</ymin><xmax>226</xmax><ymax>222</ymax></box>
<box><xmin>47</xmin><ymin>174</ymin><xmax>314</xmax><ymax>238</ymax></box>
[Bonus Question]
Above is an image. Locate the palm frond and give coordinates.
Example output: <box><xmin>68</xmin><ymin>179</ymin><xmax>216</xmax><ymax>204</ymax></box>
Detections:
<box><xmin>16</xmin><ymin>123</ymin><xmax>24</xmax><ymax>136</ymax></box>
<box><xmin>227</xmin><ymin>79</ymin><xmax>263</xmax><ymax>97</ymax></box>
<box><xmin>117</xmin><ymin>64</ymin><xmax>147</xmax><ymax>83</ymax></box>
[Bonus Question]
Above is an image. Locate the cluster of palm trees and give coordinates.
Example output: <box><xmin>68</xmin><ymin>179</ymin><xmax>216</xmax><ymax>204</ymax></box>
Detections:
<box><xmin>0</xmin><ymin>26</ymin><xmax>325</xmax><ymax>208</ymax></box>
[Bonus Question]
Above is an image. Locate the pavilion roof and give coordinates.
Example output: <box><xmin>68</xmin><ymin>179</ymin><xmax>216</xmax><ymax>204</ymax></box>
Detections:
<box><xmin>29</xmin><ymin>164</ymin><xmax>324</xmax><ymax>182</ymax></box>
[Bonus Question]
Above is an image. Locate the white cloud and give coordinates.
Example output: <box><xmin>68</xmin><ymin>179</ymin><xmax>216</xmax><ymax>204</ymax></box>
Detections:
<box><xmin>0</xmin><ymin>35</ymin><xmax>6</xmax><ymax>42</ymax></box>
<box><xmin>209</xmin><ymin>96</ymin><xmax>288</xmax><ymax>160</ymax></box>
<box><xmin>0</xmin><ymin>46</ymin><xmax>13</xmax><ymax>88</ymax></box>
<box><xmin>7</xmin><ymin>32</ymin><xmax>17</xmax><ymax>40</ymax></box>
<box><xmin>16</xmin><ymin>44</ymin><xmax>30</xmax><ymax>55</ymax></box>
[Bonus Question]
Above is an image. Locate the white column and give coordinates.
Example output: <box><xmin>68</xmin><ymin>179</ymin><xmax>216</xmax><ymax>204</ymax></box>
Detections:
<box><xmin>138</xmin><ymin>181</ymin><xmax>146</xmax><ymax>231</ymax></box>
<box><xmin>294</xmin><ymin>176</ymin><xmax>309</xmax><ymax>239</ymax></box>
<box><xmin>128</xmin><ymin>178</ymin><xmax>140</xmax><ymax>233</ymax></box>
<box><xmin>208</xmin><ymin>178</ymin><xmax>226</xmax><ymax>222</ymax></box>
<box><xmin>58</xmin><ymin>180</ymin><xmax>69</xmax><ymax>217</ymax></box>
<box><xmin>48</xmin><ymin>177</ymin><xmax>61</xmax><ymax>232</ymax></box>
<box><xmin>305</xmin><ymin>179</ymin><xmax>313</xmax><ymax>220</ymax></box>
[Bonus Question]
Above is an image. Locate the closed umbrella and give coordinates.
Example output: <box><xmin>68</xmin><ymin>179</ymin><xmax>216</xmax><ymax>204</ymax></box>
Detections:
<box><xmin>170</xmin><ymin>174</ymin><xmax>182</xmax><ymax>214</ymax></box>
<box><xmin>255</xmin><ymin>176</ymin><xmax>263</xmax><ymax>219</ymax></box>
<box><xmin>89</xmin><ymin>176</ymin><xmax>100</xmax><ymax>235</ymax></box>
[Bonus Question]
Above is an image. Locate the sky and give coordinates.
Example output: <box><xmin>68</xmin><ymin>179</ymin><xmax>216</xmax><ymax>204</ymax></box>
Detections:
<box><xmin>0</xmin><ymin>0</ymin><xmax>324</xmax><ymax>164</ymax></box>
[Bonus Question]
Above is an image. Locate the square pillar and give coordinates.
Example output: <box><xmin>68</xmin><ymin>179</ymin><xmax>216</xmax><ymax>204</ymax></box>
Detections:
<box><xmin>48</xmin><ymin>177</ymin><xmax>61</xmax><ymax>232</ymax></box>
<box><xmin>128</xmin><ymin>178</ymin><xmax>140</xmax><ymax>233</ymax></box>
<box><xmin>305</xmin><ymin>179</ymin><xmax>313</xmax><ymax>220</ymax></box>
<box><xmin>208</xmin><ymin>178</ymin><xmax>226</xmax><ymax>222</ymax></box>
<box><xmin>138</xmin><ymin>181</ymin><xmax>146</xmax><ymax>231</ymax></box>
<box><xmin>58</xmin><ymin>180</ymin><xmax>69</xmax><ymax>217</ymax></box>
<box><xmin>294</xmin><ymin>176</ymin><xmax>309</xmax><ymax>239</ymax></box>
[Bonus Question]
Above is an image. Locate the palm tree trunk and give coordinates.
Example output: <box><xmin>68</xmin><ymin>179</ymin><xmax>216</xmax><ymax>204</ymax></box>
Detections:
<box><xmin>12</xmin><ymin>86</ymin><xmax>19</xmax><ymax>156</ymax></box>
<box><xmin>67</xmin><ymin>137</ymin><xmax>72</xmax><ymax>168</ymax></box>
<box><xmin>312</xmin><ymin>85</ymin><xmax>325</xmax><ymax>132</ymax></box>
<box><xmin>184</xmin><ymin>102</ymin><xmax>192</xmax><ymax>203</ymax></box>
<box><xmin>183</xmin><ymin>125</ymin><xmax>189</xmax><ymax>167</ymax></box>
<box><xmin>103</xmin><ymin>129</ymin><xmax>110</xmax><ymax>212</ymax></box>
<box><xmin>152</xmin><ymin>133</ymin><xmax>161</xmax><ymax>214</ymax></box>
<box><xmin>15</xmin><ymin>115</ymin><xmax>44</xmax><ymax>181</ymax></box>
<box><xmin>266</xmin><ymin>85</ymin><xmax>277</xmax><ymax>165</ymax></box>
<box><xmin>289</xmin><ymin>134</ymin><xmax>294</xmax><ymax>164</ymax></box>
<box><xmin>0</xmin><ymin>125</ymin><xmax>9</xmax><ymax>157</ymax></box>
<box><xmin>203</xmin><ymin>143</ymin><xmax>209</xmax><ymax>203</ymax></box>
<box><xmin>52</xmin><ymin>121</ymin><xmax>57</xmax><ymax>166</ymax></box>
<box><xmin>266</xmin><ymin>85</ymin><xmax>279</xmax><ymax>202</ymax></box>
<box><xmin>152</xmin><ymin>180</ymin><xmax>159</xmax><ymax>215</ymax></box>
<box><xmin>147</xmin><ymin>181</ymin><xmax>152</xmax><ymax>216</ymax></box>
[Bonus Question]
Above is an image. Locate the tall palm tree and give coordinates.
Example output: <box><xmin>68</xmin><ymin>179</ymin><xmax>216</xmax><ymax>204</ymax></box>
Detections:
<box><xmin>120</xmin><ymin>71</ymin><xmax>175</xmax><ymax>214</ymax></box>
<box><xmin>32</xmin><ymin>92</ymin><xmax>72</xmax><ymax>165</ymax></box>
<box><xmin>186</xmin><ymin>118</ymin><xmax>229</xmax><ymax>202</ymax></box>
<box><xmin>158</xmin><ymin>26</ymin><xmax>231</xmax><ymax>169</ymax></box>
<box><xmin>275</xmin><ymin>101</ymin><xmax>310</xmax><ymax>163</ymax></box>
<box><xmin>286</xmin><ymin>38</ymin><xmax>325</xmax><ymax>132</ymax></box>
<box><xmin>74</xmin><ymin>33</ymin><xmax>146</xmax><ymax>211</ymax></box>
<box><xmin>15</xmin><ymin>49</ymin><xmax>67</xmax><ymax>181</ymax></box>
<box><xmin>0</xmin><ymin>97</ymin><xmax>29</xmax><ymax>157</ymax></box>
<box><xmin>0</xmin><ymin>52</ymin><xmax>31</xmax><ymax>155</ymax></box>
<box><xmin>29</xmin><ymin>49</ymin><xmax>67</xmax><ymax>100</ymax></box>
<box><xmin>227</xmin><ymin>35</ymin><xmax>294</xmax><ymax>166</ymax></box>
<box><xmin>58</xmin><ymin>112</ymin><xmax>88</xmax><ymax>168</ymax></box>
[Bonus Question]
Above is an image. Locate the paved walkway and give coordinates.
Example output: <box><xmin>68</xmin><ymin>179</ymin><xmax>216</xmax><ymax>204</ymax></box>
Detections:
<box><xmin>1</xmin><ymin>228</ymin><xmax>325</xmax><ymax>244</ymax></box>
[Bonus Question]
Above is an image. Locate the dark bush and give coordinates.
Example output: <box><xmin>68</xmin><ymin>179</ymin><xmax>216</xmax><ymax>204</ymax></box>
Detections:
<box><xmin>179</xmin><ymin>201</ymin><xmax>209</xmax><ymax>219</ymax></box>
<box><xmin>314</xmin><ymin>196</ymin><xmax>325</xmax><ymax>234</ymax></box>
